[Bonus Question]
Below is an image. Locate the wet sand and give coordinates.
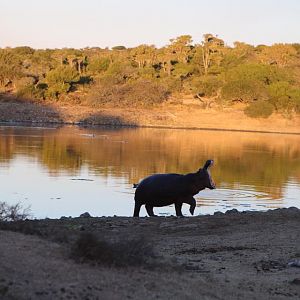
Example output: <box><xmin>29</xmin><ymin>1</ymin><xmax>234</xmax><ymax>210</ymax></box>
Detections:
<box><xmin>1</xmin><ymin>208</ymin><xmax>300</xmax><ymax>299</ymax></box>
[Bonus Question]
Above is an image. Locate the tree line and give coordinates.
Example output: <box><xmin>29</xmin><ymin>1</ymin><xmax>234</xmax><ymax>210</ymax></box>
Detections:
<box><xmin>1</xmin><ymin>34</ymin><xmax>300</xmax><ymax>117</ymax></box>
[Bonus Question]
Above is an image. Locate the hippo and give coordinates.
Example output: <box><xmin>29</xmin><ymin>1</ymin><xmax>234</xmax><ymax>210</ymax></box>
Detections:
<box><xmin>133</xmin><ymin>160</ymin><xmax>216</xmax><ymax>217</ymax></box>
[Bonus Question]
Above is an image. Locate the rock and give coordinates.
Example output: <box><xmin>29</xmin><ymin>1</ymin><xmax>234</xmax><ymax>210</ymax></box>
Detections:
<box><xmin>290</xmin><ymin>278</ymin><xmax>300</xmax><ymax>285</ymax></box>
<box><xmin>225</xmin><ymin>209</ymin><xmax>239</xmax><ymax>215</ymax></box>
<box><xmin>79</xmin><ymin>212</ymin><xmax>91</xmax><ymax>218</ymax></box>
<box><xmin>214</xmin><ymin>211</ymin><xmax>224</xmax><ymax>216</ymax></box>
<box><xmin>288</xmin><ymin>259</ymin><xmax>300</xmax><ymax>267</ymax></box>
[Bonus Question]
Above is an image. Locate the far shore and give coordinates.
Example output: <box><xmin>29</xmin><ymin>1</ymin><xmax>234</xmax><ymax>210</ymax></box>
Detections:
<box><xmin>0</xmin><ymin>97</ymin><xmax>300</xmax><ymax>134</ymax></box>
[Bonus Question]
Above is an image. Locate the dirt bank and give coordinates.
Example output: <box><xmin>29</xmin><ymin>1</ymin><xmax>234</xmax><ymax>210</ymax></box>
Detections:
<box><xmin>0</xmin><ymin>97</ymin><xmax>299</xmax><ymax>134</ymax></box>
<box><xmin>1</xmin><ymin>208</ymin><xmax>300</xmax><ymax>299</ymax></box>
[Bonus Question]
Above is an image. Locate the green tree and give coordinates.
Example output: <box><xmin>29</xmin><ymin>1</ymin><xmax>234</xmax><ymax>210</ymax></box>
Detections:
<box><xmin>0</xmin><ymin>50</ymin><xmax>23</xmax><ymax>87</ymax></box>
<box><xmin>268</xmin><ymin>81</ymin><xmax>300</xmax><ymax>113</ymax></box>
<box><xmin>190</xmin><ymin>75</ymin><xmax>223</xmax><ymax>108</ymax></box>
<box><xmin>88</xmin><ymin>57</ymin><xmax>110</xmax><ymax>74</ymax></box>
<box><xmin>201</xmin><ymin>34</ymin><xmax>225</xmax><ymax>75</ymax></box>
<box><xmin>257</xmin><ymin>44</ymin><xmax>297</xmax><ymax>67</ymax></box>
<box><xmin>168</xmin><ymin>35</ymin><xmax>193</xmax><ymax>63</ymax></box>
<box><xmin>45</xmin><ymin>66</ymin><xmax>80</xmax><ymax>98</ymax></box>
<box><xmin>131</xmin><ymin>45</ymin><xmax>156</xmax><ymax>68</ymax></box>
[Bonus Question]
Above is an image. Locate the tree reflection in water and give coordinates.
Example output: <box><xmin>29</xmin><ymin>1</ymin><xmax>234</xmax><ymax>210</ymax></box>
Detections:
<box><xmin>0</xmin><ymin>125</ymin><xmax>299</xmax><ymax>213</ymax></box>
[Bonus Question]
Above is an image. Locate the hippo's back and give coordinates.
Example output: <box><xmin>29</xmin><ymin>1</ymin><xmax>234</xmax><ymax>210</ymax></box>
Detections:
<box><xmin>135</xmin><ymin>173</ymin><xmax>184</xmax><ymax>205</ymax></box>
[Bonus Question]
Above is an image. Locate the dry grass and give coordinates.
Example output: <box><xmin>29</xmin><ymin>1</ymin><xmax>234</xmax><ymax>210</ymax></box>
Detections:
<box><xmin>71</xmin><ymin>232</ymin><xmax>155</xmax><ymax>268</ymax></box>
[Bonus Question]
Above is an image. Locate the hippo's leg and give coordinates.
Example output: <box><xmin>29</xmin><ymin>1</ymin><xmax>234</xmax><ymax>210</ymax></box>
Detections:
<box><xmin>133</xmin><ymin>202</ymin><xmax>142</xmax><ymax>217</ymax></box>
<box><xmin>175</xmin><ymin>202</ymin><xmax>184</xmax><ymax>217</ymax></box>
<box><xmin>145</xmin><ymin>204</ymin><xmax>156</xmax><ymax>217</ymax></box>
<box><xmin>184</xmin><ymin>197</ymin><xmax>196</xmax><ymax>215</ymax></box>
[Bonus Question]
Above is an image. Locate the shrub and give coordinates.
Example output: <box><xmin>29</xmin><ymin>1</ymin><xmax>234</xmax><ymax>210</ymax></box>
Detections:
<box><xmin>87</xmin><ymin>79</ymin><xmax>169</xmax><ymax>107</ymax></box>
<box><xmin>267</xmin><ymin>81</ymin><xmax>300</xmax><ymax>113</ymax></box>
<box><xmin>104</xmin><ymin>61</ymin><xmax>138</xmax><ymax>83</ymax></box>
<box><xmin>0</xmin><ymin>201</ymin><xmax>31</xmax><ymax>222</ymax></box>
<box><xmin>45</xmin><ymin>66</ymin><xmax>80</xmax><ymax>98</ymax></box>
<box><xmin>71</xmin><ymin>232</ymin><xmax>154</xmax><ymax>267</ymax></box>
<box><xmin>225</xmin><ymin>64</ymin><xmax>290</xmax><ymax>85</ymax></box>
<box><xmin>191</xmin><ymin>75</ymin><xmax>222</xmax><ymax>97</ymax></box>
<box><xmin>87</xmin><ymin>57</ymin><xmax>110</xmax><ymax>74</ymax></box>
<box><xmin>244</xmin><ymin>100</ymin><xmax>274</xmax><ymax>118</ymax></box>
<box><xmin>221</xmin><ymin>79</ymin><xmax>267</xmax><ymax>103</ymax></box>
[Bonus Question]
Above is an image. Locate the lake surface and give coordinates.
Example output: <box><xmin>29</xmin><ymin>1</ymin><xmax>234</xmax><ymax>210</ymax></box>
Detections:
<box><xmin>0</xmin><ymin>125</ymin><xmax>299</xmax><ymax>218</ymax></box>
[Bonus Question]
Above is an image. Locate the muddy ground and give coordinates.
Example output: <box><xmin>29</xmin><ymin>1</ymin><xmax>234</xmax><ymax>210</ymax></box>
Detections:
<box><xmin>1</xmin><ymin>208</ymin><xmax>300</xmax><ymax>299</ymax></box>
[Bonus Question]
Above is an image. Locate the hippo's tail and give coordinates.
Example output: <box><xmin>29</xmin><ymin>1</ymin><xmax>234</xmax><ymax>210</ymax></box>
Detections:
<box><xmin>133</xmin><ymin>183</ymin><xmax>139</xmax><ymax>188</ymax></box>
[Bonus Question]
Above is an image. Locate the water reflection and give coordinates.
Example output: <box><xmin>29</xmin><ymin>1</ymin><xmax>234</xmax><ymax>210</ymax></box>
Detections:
<box><xmin>0</xmin><ymin>125</ymin><xmax>299</xmax><ymax>218</ymax></box>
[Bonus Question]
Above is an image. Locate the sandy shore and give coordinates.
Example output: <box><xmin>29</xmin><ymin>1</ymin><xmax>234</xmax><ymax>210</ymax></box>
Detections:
<box><xmin>1</xmin><ymin>208</ymin><xmax>300</xmax><ymax>299</ymax></box>
<box><xmin>0</xmin><ymin>97</ymin><xmax>299</xmax><ymax>134</ymax></box>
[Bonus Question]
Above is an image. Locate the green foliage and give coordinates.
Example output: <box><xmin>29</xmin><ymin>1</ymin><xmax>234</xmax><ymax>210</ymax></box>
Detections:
<box><xmin>87</xmin><ymin>57</ymin><xmax>110</xmax><ymax>74</ymax></box>
<box><xmin>288</xmin><ymin>88</ymin><xmax>300</xmax><ymax>113</ymax></box>
<box><xmin>1</xmin><ymin>35</ymin><xmax>300</xmax><ymax>115</ymax></box>
<box><xmin>159</xmin><ymin>76</ymin><xmax>183</xmax><ymax>93</ymax></box>
<box><xmin>15</xmin><ymin>76</ymin><xmax>46</xmax><ymax>99</ymax></box>
<box><xmin>46</xmin><ymin>66</ymin><xmax>80</xmax><ymax>85</ymax></box>
<box><xmin>221</xmin><ymin>79</ymin><xmax>266</xmax><ymax>103</ymax></box>
<box><xmin>0</xmin><ymin>50</ymin><xmax>23</xmax><ymax>85</ymax></box>
<box><xmin>225</xmin><ymin>64</ymin><xmax>289</xmax><ymax>85</ymax></box>
<box><xmin>244</xmin><ymin>100</ymin><xmax>274</xmax><ymax>118</ymax></box>
<box><xmin>191</xmin><ymin>75</ymin><xmax>222</xmax><ymax>97</ymax></box>
<box><xmin>104</xmin><ymin>61</ymin><xmax>138</xmax><ymax>83</ymax></box>
<box><xmin>137</xmin><ymin>65</ymin><xmax>158</xmax><ymax>79</ymax></box>
<box><xmin>11</xmin><ymin>46</ymin><xmax>35</xmax><ymax>56</ymax></box>
<box><xmin>112</xmin><ymin>46</ymin><xmax>127</xmax><ymax>50</ymax></box>
<box><xmin>45</xmin><ymin>66</ymin><xmax>79</xmax><ymax>98</ymax></box>
<box><xmin>292</xmin><ymin>43</ymin><xmax>300</xmax><ymax>54</ymax></box>
<box><xmin>172</xmin><ymin>63</ymin><xmax>195</xmax><ymax>79</ymax></box>
<box><xmin>45</xmin><ymin>83</ymin><xmax>70</xmax><ymax>99</ymax></box>
<box><xmin>268</xmin><ymin>81</ymin><xmax>300</xmax><ymax>112</ymax></box>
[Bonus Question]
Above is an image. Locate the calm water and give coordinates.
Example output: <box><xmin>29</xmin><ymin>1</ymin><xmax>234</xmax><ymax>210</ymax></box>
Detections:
<box><xmin>0</xmin><ymin>125</ymin><xmax>299</xmax><ymax>218</ymax></box>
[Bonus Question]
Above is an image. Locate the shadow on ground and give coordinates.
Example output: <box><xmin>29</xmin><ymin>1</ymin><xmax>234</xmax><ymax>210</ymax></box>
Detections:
<box><xmin>79</xmin><ymin>112</ymin><xmax>138</xmax><ymax>127</ymax></box>
<box><xmin>0</xmin><ymin>92</ymin><xmax>63</xmax><ymax>123</ymax></box>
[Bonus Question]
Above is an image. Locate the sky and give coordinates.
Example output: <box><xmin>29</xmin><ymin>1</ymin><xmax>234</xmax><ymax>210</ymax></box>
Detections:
<box><xmin>1</xmin><ymin>0</ymin><xmax>300</xmax><ymax>49</ymax></box>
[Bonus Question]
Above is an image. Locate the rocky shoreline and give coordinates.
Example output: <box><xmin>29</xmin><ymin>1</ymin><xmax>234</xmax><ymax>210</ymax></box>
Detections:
<box><xmin>1</xmin><ymin>207</ymin><xmax>300</xmax><ymax>299</ymax></box>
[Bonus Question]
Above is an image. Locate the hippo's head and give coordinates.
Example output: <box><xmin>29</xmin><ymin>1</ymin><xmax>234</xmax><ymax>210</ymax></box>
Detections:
<box><xmin>197</xmin><ymin>159</ymin><xmax>216</xmax><ymax>190</ymax></box>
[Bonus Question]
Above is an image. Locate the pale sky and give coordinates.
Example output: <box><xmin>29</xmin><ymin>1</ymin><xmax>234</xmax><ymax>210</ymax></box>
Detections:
<box><xmin>1</xmin><ymin>0</ymin><xmax>300</xmax><ymax>49</ymax></box>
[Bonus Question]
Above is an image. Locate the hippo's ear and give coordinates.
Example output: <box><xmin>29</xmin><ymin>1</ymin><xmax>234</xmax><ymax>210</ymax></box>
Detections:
<box><xmin>203</xmin><ymin>160</ymin><xmax>214</xmax><ymax>170</ymax></box>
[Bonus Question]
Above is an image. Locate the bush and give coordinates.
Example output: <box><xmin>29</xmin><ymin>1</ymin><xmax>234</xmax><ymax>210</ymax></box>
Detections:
<box><xmin>87</xmin><ymin>57</ymin><xmax>110</xmax><ymax>74</ymax></box>
<box><xmin>104</xmin><ymin>61</ymin><xmax>138</xmax><ymax>83</ymax></box>
<box><xmin>244</xmin><ymin>100</ymin><xmax>274</xmax><ymax>118</ymax></box>
<box><xmin>71</xmin><ymin>232</ymin><xmax>154</xmax><ymax>267</ymax></box>
<box><xmin>191</xmin><ymin>75</ymin><xmax>222</xmax><ymax>97</ymax></box>
<box><xmin>221</xmin><ymin>79</ymin><xmax>267</xmax><ymax>103</ymax></box>
<box><xmin>0</xmin><ymin>201</ymin><xmax>31</xmax><ymax>222</ymax></box>
<box><xmin>45</xmin><ymin>66</ymin><xmax>80</xmax><ymax>98</ymax></box>
<box><xmin>268</xmin><ymin>81</ymin><xmax>300</xmax><ymax>113</ymax></box>
<box><xmin>87</xmin><ymin>79</ymin><xmax>169</xmax><ymax>107</ymax></box>
<box><xmin>16</xmin><ymin>80</ymin><xmax>47</xmax><ymax>100</ymax></box>
<box><xmin>225</xmin><ymin>64</ymin><xmax>290</xmax><ymax>85</ymax></box>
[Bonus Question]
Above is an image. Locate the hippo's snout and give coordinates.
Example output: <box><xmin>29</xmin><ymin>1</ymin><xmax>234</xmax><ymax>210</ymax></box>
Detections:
<box><xmin>209</xmin><ymin>181</ymin><xmax>216</xmax><ymax>189</ymax></box>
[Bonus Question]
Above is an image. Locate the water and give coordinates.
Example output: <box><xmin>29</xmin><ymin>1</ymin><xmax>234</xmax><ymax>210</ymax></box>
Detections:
<box><xmin>0</xmin><ymin>125</ymin><xmax>299</xmax><ymax>218</ymax></box>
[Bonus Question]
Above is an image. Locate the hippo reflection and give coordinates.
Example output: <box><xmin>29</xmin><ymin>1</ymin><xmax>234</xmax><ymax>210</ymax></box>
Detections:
<box><xmin>134</xmin><ymin>160</ymin><xmax>216</xmax><ymax>217</ymax></box>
